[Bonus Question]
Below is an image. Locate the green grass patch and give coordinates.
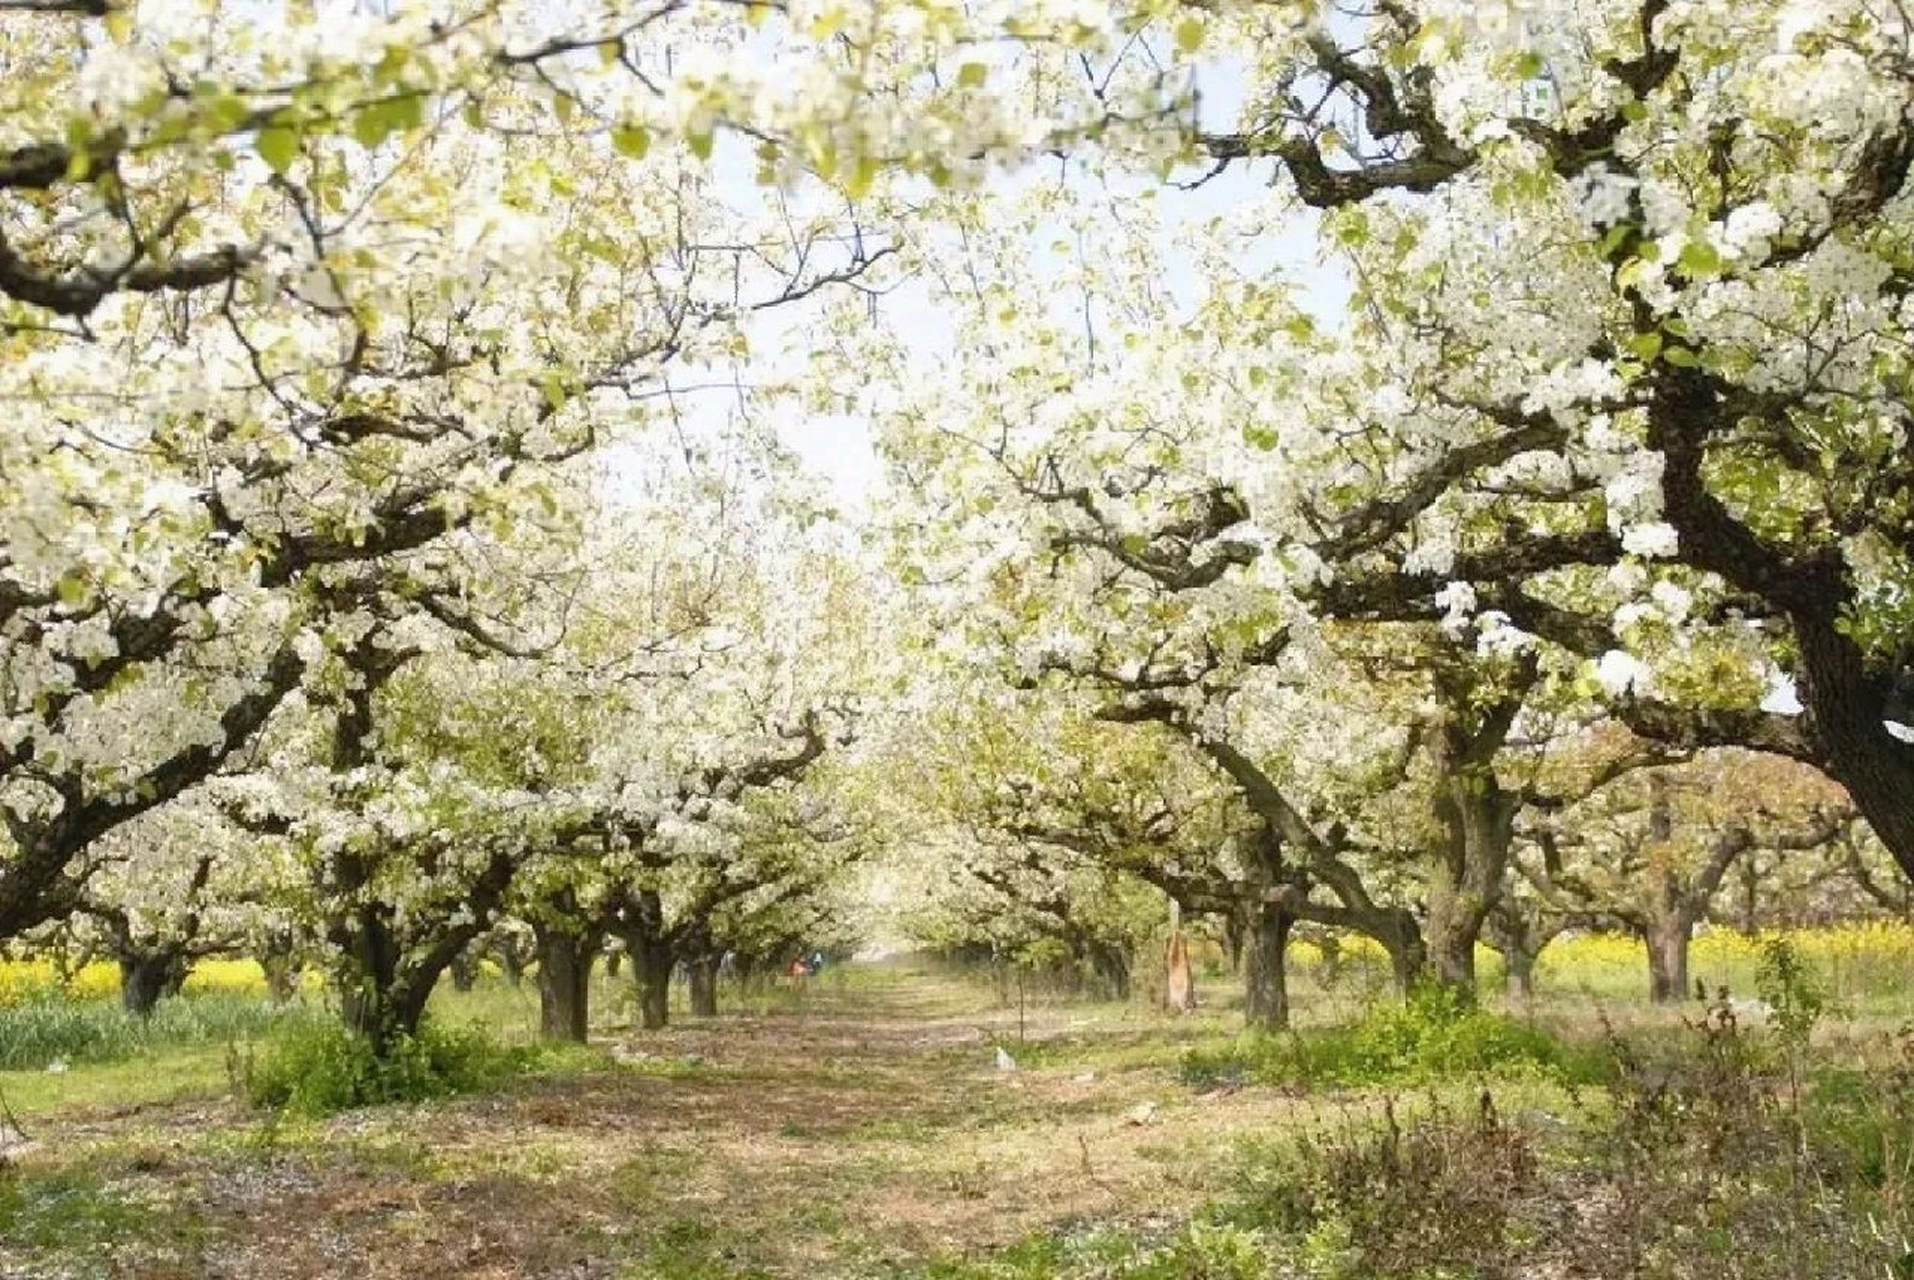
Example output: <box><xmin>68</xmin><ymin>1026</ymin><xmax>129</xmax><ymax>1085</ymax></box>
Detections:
<box><xmin>0</xmin><ymin>1163</ymin><xmax>210</xmax><ymax>1274</ymax></box>
<box><xmin>238</xmin><ymin>1018</ymin><xmax>561</xmax><ymax>1116</ymax></box>
<box><xmin>0</xmin><ymin>991</ymin><xmax>324</xmax><ymax>1071</ymax></box>
<box><xmin>620</xmin><ymin>1215</ymin><xmax>775</xmax><ymax>1279</ymax></box>
<box><xmin>1181</xmin><ymin>987</ymin><xmax>1603</xmax><ymax>1090</ymax></box>
<box><xmin>922</xmin><ymin>1221</ymin><xmax>1274</xmax><ymax>1279</ymax></box>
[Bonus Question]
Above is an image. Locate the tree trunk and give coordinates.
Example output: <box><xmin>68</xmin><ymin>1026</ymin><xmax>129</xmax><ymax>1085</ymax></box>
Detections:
<box><xmin>1505</xmin><ymin>945</ymin><xmax>1536</xmax><ymax>1001</ymax></box>
<box><xmin>1423</xmin><ymin>885</ymin><xmax>1482</xmax><ymax>989</ymax></box>
<box><xmin>341</xmin><ymin>974</ymin><xmax>434</xmax><ymax>1051</ymax></box>
<box><xmin>1384</xmin><ymin>916</ymin><xmax>1429</xmax><ymax>995</ymax></box>
<box><xmin>1645</xmin><ymin>916</ymin><xmax>1693</xmax><ymax>1005</ymax></box>
<box><xmin>1219</xmin><ymin>911</ymin><xmax>1244</xmax><ymax>973</ymax></box>
<box><xmin>1309</xmin><ymin>929</ymin><xmax>1343</xmax><ymax>984</ymax></box>
<box><xmin>1088</xmin><ymin>943</ymin><xmax>1131</xmax><ymax>1001</ymax></box>
<box><xmin>1794</xmin><ymin>613</ymin><xmax>1914</xmax><ymax>882</ymax></box>
<box><xmin>449</xmin><ymin>951</ymin><xmax>477</xmax><ymax>992</ymax></box>
<box><xmin>337</xmin><ymin>911</ymin><xmax>436</xmax><ymax>1052</ymax></box>
<box><xmin>260</xmin><ymin>933</ymin><xmax>300</xmax><ymax>1003</ymax></box>
<box><xmin>534</xmin><ymin>925</ymin><xmax>596</xmax><ymax>1042</ymax></box>
<box><xmin>1241</xmin><ymin>903</ymin><xmax>1292</xmax><ymax>1030</ymax></box>
<box><xmin>1164</xmin><ymin>901</ymin><xmax>1195</xmax><ymax>1013</ymax></box>
<box><xmin>629</xmin><ymin>935</ymin><xmax>674</xmax><ymax>1030</ymax></box>
<box><xmin>118</xmin><ymin>949</ymin><xmax>186</xmax><ymax>1016</ymax></box>
<box><xmin>1424</xmin><ymin>765</ymin><xmax>1519</xmax><ymax>992</ymax></box>
<box><xmin>687</xmin><ymin>955</ymin><xmax>719</xmax><ymax>1018</ymax></box>
<box><xmin>497</xmin><ymin>939</ymin><xmax>527</xmax><ymax>988</ymax></box>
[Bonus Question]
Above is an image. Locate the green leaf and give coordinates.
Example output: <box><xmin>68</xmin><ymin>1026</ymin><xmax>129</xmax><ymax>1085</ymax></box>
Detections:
<box><xmin>687</xmin><ymin>128</ymin><xmax>714</xmax><ymax>161</ymax></box>
<box><xmin>1678</xmin><ymin>239</ymin><xmax>1722</xmax><ymax>277</ymax></box>
<box><xmin>1625</xmin><ymin>331</ymin><xmax>1662</xmax><ymax>361</ymax></box>
<box><xmin>1174</xmin><ymin>15</ymin><xmax>1205</xmax><ymax>52</ymax></box>
<box><xmin>611</xmin><ymin>122</ymin><xmax>651</xmax><ymax>160</ymax></box>
<box><xmin>958</xmin><ymin>61</ymin><xmax>988</xmax><ymax>88</ymax></box>
<box><xmin>352</xmin><ymin>103</ymin><xmax>394</xmax><ymax>149</ymax></box>
<box><xmin>205</xmin><ymin>93</ymin><xmax>252</xmax><ymax>132</ymax></box>
<box><xmin>845</xmin><ymin>154</ymin><xmax>878</xmax><ymax>200</ymax></box>
<box><xmin>256</xmin><ymin>126</ymin><xmax>299</xmax><ymax>175</ymax></box>
<box><xmin>1661</xmin><ymin>344</ymin><xmax>1702</xmax><ymax>368</ymax></box>
<box><xmin>391</xmin><ymin>93</ymin><xmax>424</xmax><ymax>132</ymax></box>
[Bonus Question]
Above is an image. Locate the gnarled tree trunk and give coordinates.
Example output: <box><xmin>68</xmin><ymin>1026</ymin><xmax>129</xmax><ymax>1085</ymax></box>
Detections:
<box><xmin>1087</xmin><ymin>942</ymin><xmax>1132</xmax><ymax>1002</ymax></box>
<box><xmin>1645</xmin><ymin>913</ymin><xmax>1693</xmax><ymax>1005</ymax></box>
<box><xmin>686</xmin><ymin>954</ymin><xmax>719</xmax><ymax>1018</ymax></box>
<box><xmin>260</xmin><ymin>930</ymin><xmax>301</xmax><ymax>1003</ymax></box>
<box><xmin>1241</xmin><ymin>902</ymin><xmax>1292</xmax><ymax>1030</ymax></box>
<box><xmin>533</xmin><ymin>921</ymin><xmax>598</xmax><ymax>1042</ymax></box>
<box><xmin>337</xmin><ymin>910</ymin><xmax>435</xmax><ymax>1051</ymax></box>
<box><xmin>117</xmin><ymin>948</ymin><xmax>188</xmax><ymax>1016</ymax></box>
<box><xmin>449</xmin><ymin>950</ymin><xmax>477</xmax><ymax>992</ymax></box>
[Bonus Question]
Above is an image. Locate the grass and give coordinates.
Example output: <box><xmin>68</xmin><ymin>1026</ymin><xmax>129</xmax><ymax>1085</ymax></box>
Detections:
<box><xmin>1</xmin><ymin>946</ymin><xmax>1911</xmax><ymax>1278</ymax></box>
<box><xmin>0</xmin><ymin>991</ymin><xmax>324</xmax><ymax>1071</ymax></box>
<box><xmin>0</xmin><ymin>1043</ymin><xmax>234</xmax><ymax>1118</ymax></box>
<box><xmin>1179</xmin><ymin>987</ymin><xmax>1606</xmax><ymax>1091</ymax></box>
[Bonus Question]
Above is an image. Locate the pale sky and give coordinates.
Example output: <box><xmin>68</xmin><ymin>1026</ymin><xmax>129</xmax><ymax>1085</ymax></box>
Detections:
<box><xmin>607</xmin><ymin>55</ymin><xmax>1351</xmax><ymax>513</ymax></box>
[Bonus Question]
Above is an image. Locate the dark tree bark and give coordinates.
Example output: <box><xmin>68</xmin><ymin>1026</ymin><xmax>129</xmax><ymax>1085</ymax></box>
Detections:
<box><xmin>636</xmin><ymin>948</ymin><xmax>671</xmax><ymax>1029</ymax></box>
<box><xmin>1504</xmin><ymin>944</ymin><xmax>1537</xmax><ymax>1002</ymax></box>
<box><xmin>1483</xmin><ymin>901</ymin><xmax>1572</xmax><ymax>1003</ymax></box>
<box><xmin>686</xmin><ymin>955</ymin><xmax>719</xmax><ymax>1018</ymax></box>
<box><xmin>338</xmin><ymin>909</ymin><xmax>433</xmax><ymax>1049</ymax></box>
<box><xmin>498</xmin><ymin>943</ymin><xmax>527</xmax><ymax>988</ymax></box>
<box><xmin>1645</xmin><ymin>913</ymin><xmax>1694</xmax><ymax>1005</ymax></box>
<box><xmin>310</xmin><ymin>642</ymin><xmax>519</xmax><ymax>1056</ymax></box>
<box><xmin>449</xmin><ymin>951</ymin><xmax>477</xmax><ymax>993</ymax></box>
<box><xmin>1218</xmin><ymin>911</ymin><xmax>1245</xmax><ymax>973</ymax></box>
<box><xmin>260</xmin><ymin>929</ymin><xmax>301</xmax><ymax>1003</ymax></box>
<box><xmin>1087</xmin><ymin>941</ymin><xmax>1132</xmax><ymax>1001</ymax></box>
<box><xmin>1241</xmin><ymin>902</ymin><xmax>1292</xmax><ymax>1030</ymax></box>
<box><xmin>117</xmin><ymin>948</ymin><xmax>188</xmax><ymax>1016</ymax></box>
<box><xmin>611</xmin><ymin>888</ymin><xmax>677</xmax><ymax>1030</ymax></box>
<box><xmin>1421</xmin><ymin>659</ymin><xmax>1533</xmax><ymax>990</ymax></box>
<box><xmin>533</xmin><ymin>921</ymin><xmax>598</xmax><ymax>1042</ymax></box>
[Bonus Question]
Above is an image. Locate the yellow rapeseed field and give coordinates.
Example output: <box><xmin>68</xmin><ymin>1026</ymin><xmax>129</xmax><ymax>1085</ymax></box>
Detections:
<box><xmin>0</xmin><ymin>957</ymin><xmax>324</xmax><ymax>1007</ymax></box>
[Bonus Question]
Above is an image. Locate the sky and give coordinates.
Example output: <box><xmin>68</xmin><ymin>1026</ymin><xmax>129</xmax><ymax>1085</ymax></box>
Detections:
<box><xmin>611</xmin><ymin>55</ymin><xmax>1350</xmax><ymax>513</ymax></box>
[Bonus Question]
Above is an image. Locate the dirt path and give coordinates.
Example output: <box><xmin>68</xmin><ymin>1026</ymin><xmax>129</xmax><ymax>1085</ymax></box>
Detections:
<box><xmin>2</xmin><ymin>967</ymin><xmax>1296</xmax><ymax>1279</ymax></box>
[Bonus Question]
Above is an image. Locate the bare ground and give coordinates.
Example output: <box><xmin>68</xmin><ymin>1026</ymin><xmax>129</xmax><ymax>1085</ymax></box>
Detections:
<box><xmin>0</xmin><ymin>969</ymin><xmax>1317</xmax><ymax>1279</ymax></box>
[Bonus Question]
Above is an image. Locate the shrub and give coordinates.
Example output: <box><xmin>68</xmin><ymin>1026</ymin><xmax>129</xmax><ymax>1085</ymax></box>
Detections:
<box><xmin>1226</xmin><ymin>1093</ymin><xmax>1540</xmax><ymax>1280</ymax></box>
<box><xmin>1561</xmin><ymin>999</ymin><xmax>1914</xmax><ymax>1278</ymax></box>
<box><xmin>1181</xmin><ymin>985</ymin><xmax>1597</xmax><ymax>1089</ymax></box>
<box><xmin>241</xmin><ymin>1019</ymin><xmax>532</xmax><ymax>1115</ymax></box>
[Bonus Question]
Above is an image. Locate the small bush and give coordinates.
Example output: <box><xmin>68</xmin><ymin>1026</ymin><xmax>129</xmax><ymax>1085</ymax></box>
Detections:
<box><xmin>241</xmin><ymin>1019</ymin><xmax>532</xmax><ymax>1115</ymax></box>
<box><xmin>1225</xmin><ymin>1093</ymin><xmax>1540</xmax><ymax>1279</ymax></box>
<box><xmin>1182</xmin><ymin>985</ymin><xmax>1597</xmax><ymax>1089</ymax></box>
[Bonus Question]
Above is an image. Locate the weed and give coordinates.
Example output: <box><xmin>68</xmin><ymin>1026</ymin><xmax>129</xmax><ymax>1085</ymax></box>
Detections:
<box><xmin>240</xmin><ymin>1018</ymin><xmax>534</xmax><ymax>1115</ymax></box>
<box><xmin>1181</xmin><ymin>985</ymin><xmax>1599</xmax><ymax>1090</ymax></box>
